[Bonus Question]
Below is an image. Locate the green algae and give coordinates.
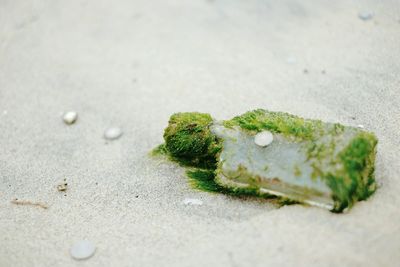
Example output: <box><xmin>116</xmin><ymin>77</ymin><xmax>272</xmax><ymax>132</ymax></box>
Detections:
<box><xmin>151</xmin><ymin>144</ymin><xmax>168</xmax><ymax>156</ymax></box>
<box><xmin>304</xmin><ymin>128</ymin><xmax>377</xmax><ymax>212</ymax></box>
<box><xmin>223</xmin><ymin>109</ymin><xmax>324</xmax><ymax>140</ymax></box>
<box><xmin>153</xmin><ymin>109</ymin><xmax>378</xmax><ymax>213</ymax></box>
<box><xmin>324</xmin><ymin>132</ymin><xmax>378</xmax><ymax>212</ymax></box>
<box><xmin>163</xmin><ymin>112</ymin><xmax>221</xmax><ymax>169</ymax></box>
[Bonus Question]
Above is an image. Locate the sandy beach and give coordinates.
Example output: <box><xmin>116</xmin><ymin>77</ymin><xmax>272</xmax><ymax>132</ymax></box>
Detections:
<box><xmin>1</xmin><ymin>0</ymin><xmax>399</xmax><ymax>266</ymax></box>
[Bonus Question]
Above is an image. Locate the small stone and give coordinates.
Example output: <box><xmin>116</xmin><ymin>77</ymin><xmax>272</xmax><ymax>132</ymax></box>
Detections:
<box><xmin>254</xmin><ymin>131</ymin><xmax>274</xmax><ymax>147</ymax></box>
<box><xmin>70</xmin><ymin>240</ymin><xmax>96</xmax><ymax>260</ymax></box>
<box><xmin>321</xmin><ymin>69</ymin><xmax>326</xmax><ymax>74</ymax></box>
<box><xmin>104</xmin><ymin>127</ymin><xmax>123</xmax><ymax>140</ymax></box>
<box><xmin>357</xmin><ymin>124</ymin><xmax>365</xmax><ymax>129</ymax></box>
<box><xmin>358</xmin><ymin>12</ymin><xmax>373</xmax><ymax>21</ymax></box>
<box><xmin>303</xmin><ymin>69</ymin><xmax>309</xmax><ymax>74</ymax></box>
<box><xmin>63</xmin><ymin>111</ymin><xmax>78</xmax><ymax>125</ymax></box>
<box><xmin>183</xmin><ymin>198</ymin><xmax>203</xmax><ymax>206</ymax></box>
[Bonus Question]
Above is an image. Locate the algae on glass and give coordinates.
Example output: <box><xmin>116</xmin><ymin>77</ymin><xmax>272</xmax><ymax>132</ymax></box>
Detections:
<box><xmin>153</xmin><ymin>109</ymin><xmax>378</xmax><ymax>213</ymax></box>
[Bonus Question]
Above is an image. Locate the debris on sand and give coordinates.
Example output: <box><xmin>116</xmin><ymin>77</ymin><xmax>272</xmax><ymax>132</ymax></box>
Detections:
<box><xmin>156</xmin><ymin>109</ymin><xmax>378</xmax><ymax>212</ymax></box>
<box><xmin>11</xmin><ymin>198</ymin><xmax>49</xmax><ymax>209</ymax></box>
<box><xmin>57</xmin><ymin>179</ymin><xmax>68</xmax><ymax>192</ymax></box>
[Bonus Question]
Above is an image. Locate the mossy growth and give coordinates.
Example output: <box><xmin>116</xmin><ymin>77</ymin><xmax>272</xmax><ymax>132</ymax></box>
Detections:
<box><xmin>223</xmin><ymin>109</ymin><xmax>324</xmax><ymax>140</ymax></box>
<box><xmin>162</xmin><ymin>112</ymin><xmax>222</xmax><ymax>169</ymax></box>
<box><xmin>324</xmin><ymin>132</ymin><xmax>378</xmax><ymax>212</ymax></box>
<box><xmin>151</xmin><ymin>144</ymin><xmax>168</xmax><ymax>156</ymax></box>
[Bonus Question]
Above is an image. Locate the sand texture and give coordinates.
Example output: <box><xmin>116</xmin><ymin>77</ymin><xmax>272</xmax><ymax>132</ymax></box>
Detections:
<box><xmin>1</xmin><ymin>0</ymin><xmax>399</xmax><ymax>266</ymax></box>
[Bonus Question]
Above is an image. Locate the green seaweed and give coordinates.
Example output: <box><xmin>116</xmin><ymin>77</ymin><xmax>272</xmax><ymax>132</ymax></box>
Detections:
<box><xmin>223</xmin><ymin>109</ymin><xmax>324</xmax><ymax>140</ymax></box>
<box><xmin>186</xmin><ymin>168</ymin><xmax>269</xmax><ymax>198</ymax></box>
<box><xmin>150</xmin><ymin>144</ymin><xmax>168</xmax><ymax>156</ymax></box>
<box><xmin>163</xmin><ymin>112</ymin><xmax>222</xmax><ymax>169</ymax></box>
<box><xmin>325</xmin><ymin>132</ymin><xmax>378</xmax><ymax>212</ymax></box>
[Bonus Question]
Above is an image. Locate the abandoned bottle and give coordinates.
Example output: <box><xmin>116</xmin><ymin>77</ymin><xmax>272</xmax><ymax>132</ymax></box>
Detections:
<box><xmin>157</xmin><ymin>109</ymin><xmax>378</xmax><ymax>212</ymax></box>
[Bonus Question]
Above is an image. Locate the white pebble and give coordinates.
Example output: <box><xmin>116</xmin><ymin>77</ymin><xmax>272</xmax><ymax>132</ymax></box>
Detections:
<box><xmin>70</xmin><ymin>240</ymin><xmax>96</xmax><ymax>260</ymax></box>
<box><xmin>104</xmin><ymin>127</ymin><xmax>123</xmax><ymax>140</ymax></box>
<box><xmin>63</xmin><ymin>111</ymin><xmax>78</xmax><ymax>125</ymax></box>
<box><xmin>183</xmin><ymin>198</ymin><xmax>203</xmax><ymax>206</ymax></box>
<box><xmin>358</xmin><ymin>11</ymin><xmax>373</xmax><ymax>21</ymax></box>
<box><xmin>357</xmin><ymin>124</ymin><xmax>365</xmax><ymax>129</ymax></box>
<box><xmin>286</xmin><ymin>57</ymin><xmax>296</xmax><ymax>64</ymax></box>
<box><xmin>254</xmin><ymin>131</ymin><xmax>274</xmax><ymax>147</ymax></box>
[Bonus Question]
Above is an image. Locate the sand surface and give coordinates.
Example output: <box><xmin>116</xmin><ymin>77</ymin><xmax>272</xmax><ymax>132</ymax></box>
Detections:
<box><xmin>1</xmin><ymin>0</ymin><xmax>400</xmax><ymax>266</ymax></box>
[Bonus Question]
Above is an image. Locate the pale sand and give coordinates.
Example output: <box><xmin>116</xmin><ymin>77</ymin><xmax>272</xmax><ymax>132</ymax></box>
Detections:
<box><xmin>1</xmin><ymin>0</ymin><xmax>399</xmax><ymax>266</ymax></box>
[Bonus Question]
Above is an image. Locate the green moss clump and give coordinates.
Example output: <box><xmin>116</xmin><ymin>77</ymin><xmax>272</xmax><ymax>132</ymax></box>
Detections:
<box><xmin>224</xmin><ymin>109</ymin><xmax>324</xmax><ymax>140</ymax></box>
<box><xmin>163</xmin><ymin>112</ymin><xmax>222</xmax><ymax>169</ymax></box>
<box><xmin>186</xmin><ymin>169</ymin><xmax>221</xmax><ymax>192</ymax></box>
<box><xmin>325</xmin><ymin>132</ymin><xmax>377</xmax><ymax>212</ymax></box>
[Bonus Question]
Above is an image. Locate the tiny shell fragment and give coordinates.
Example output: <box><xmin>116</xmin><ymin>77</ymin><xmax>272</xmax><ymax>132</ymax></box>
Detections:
<box><xmin>183</xmin><ymin>198</ymin><xmax>203</xmax><ymax>206</ymax></box>
<box><xmin>70</xmin><ymin>240</ymin><xmax>96</xmax><ymax>260</ymax></box>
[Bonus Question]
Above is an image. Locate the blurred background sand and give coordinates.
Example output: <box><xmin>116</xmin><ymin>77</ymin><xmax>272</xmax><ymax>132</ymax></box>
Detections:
<box><xmin>1</xmin><ymin>0</ymin><xmax>399</xmax><ymax>266</ymax></box>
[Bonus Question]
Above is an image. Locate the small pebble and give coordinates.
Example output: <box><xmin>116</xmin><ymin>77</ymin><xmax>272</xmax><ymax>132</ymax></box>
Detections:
<box><xmin>254</xmin><ymin>131</ymin><xmax>274</xmax><ymax>147</ymax></box>
<box><xmin>70</xmin><ymin>240</ymin><xmax>96</xmax><ymax>260</ymax></box>
<box><xmin>357</xmin><ymin>124</ymin><xmax>365</xmax><ymax>129</ymax></box>
<box><xmin>303</xmin><ymin>69</ymin><xmax>309</xmax><ymax>74</ymax></box>
<box><xmin>321</xmin><ymin>69</ymin><xmax>326</xmax><ymax>74</ymax></box>
<box><xmin>63</xmin><ymin>111</ymin><xmax>78</xmax><ymax>125</ymax></box>
<box><xmin>286</xmin><ymin>57</ymin><xmax>296</xmax><ymax>64</ymax></box>
<box><xmin>358</xmin><ymin>12</ymin><xmax>374</xmax><ymax>21</ymax></box>
<box><xmin>104</xmin><ymin>127</ymin><xmax>123</xmax><ymax>140</ymax></box>
<box><xmin>183</xmin><ymin>198</ymin><xmax>203</xmax><ymax>206</ymax></box>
